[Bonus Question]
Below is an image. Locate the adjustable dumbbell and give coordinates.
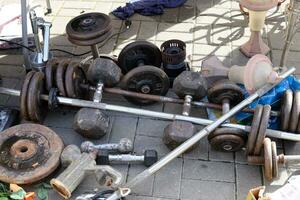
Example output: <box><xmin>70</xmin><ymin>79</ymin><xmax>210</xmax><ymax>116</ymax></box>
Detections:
<box><xmin>163</xmin><ymin>71</ymin><xmax>208</xmax><ymax>150</ymax></box>
<box><xmin>81</xmin><ymin>138</ymin><xmax>133</xmax><ymax>153</ymax></box>
<box><xmin>96</xmin><ymin>150</ymin><xmax>158</xmax><ymax>167</ymax></box>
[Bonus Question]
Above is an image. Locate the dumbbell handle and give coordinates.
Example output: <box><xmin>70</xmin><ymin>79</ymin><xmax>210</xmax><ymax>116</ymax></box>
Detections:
<box><xmin>248</xmin><ymin>154</ymin><xmax>300</xmax><ymax>165</ymax></box>
<box><xmin>108</xmin><ymin>154</ymin><xmax>145</xmax><ymax>163</ymax></box>
<box><xmin>81</xmin><ymin>139</ymin><xmax>133</xmax><ymax>153</ymax></box>
<box><xmin>93</xmin><ymin>82</ymin><xmax>104</xmax><ymax>103</ymax></box>
<box><xmin>182</xmin><ymin>95</ymin><xmax>192</xmax><ymax>116</ymax></box>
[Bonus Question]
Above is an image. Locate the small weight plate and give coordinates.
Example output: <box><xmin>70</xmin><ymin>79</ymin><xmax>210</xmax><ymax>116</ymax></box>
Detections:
<box><xmin>20</xmin><ymin>71</ymin><xmax>35</xmax><ymax>120</ymax></box>
<box><xmin>247</xmin><ymin>105</ymin><xmax>263</xmax><ymax>156</ymax></box>
<box><xmin>208</xmin><ymin>127</ymin><xmax>247</xmax><ymax>152</ymax></box>
<box><xmin>66</xmin><ymin>12</ymin><xmax>112</xmax><ymax>41</ymax></box>
<box><xmin>289</xmin><ymin>91</ymin><xmax>300</xmax><ymax>132</ymax></box>
<box><xmin>0</xmin><ymin>124</ymin><xmax>63</xmax><ymax>184</ymax></box>
<box><xmin>120</xmin><ymin>65</ymin><xmax>170</xmax><ymax>105</ymax></box>
<box><xmin>65</xmin><ymin>62</ymin><xmax>86</xmax><ymax>98</ymax></box>
<box><xmin>271</xmin><ymin>141</ymin><xmax>278</xmax><ymax>179</ymax></box>
<box><xmin>67</xmin><ymin>28</ymin><xmax>112</xmax><ymax>46</ymax></box>
<box><xmin>263</xmin><ymin>138</ymin><xmax>273</xmax><ymax>181</ymax></box>
<box><xmin>45</xmin><ymin>58</ymin><xmax>59</xmax><ymax>91</ymax></box>
<box><xmin>207</xmin><ymin>79</ymin><xmax>244</xmax><ymax>106</ymax></box>
<box><xmin>56</xmin><ymin>59</ymin><xmax>70</xmax><ymax>97</ymax></box>
<box><xmin>281</xmin><ymin>89</ymin><xmax>293</xmax><ymax>131</ymax></box>
<box><xmin>118</xmin><ymin>41</ymin><xmax>162</xmax><ymax>74</ymax></box>
<box><xmin>253</xmin><ymin>105</ymin><xmax>271</xmax><ymax>156</ymax></box>
<box><xmin>27</xmin><ymin>72</ymin><xmax>46</xmax><ymax>123</ymax></box>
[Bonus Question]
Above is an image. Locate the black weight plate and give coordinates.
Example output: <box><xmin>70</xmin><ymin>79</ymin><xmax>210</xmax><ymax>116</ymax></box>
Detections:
<box><xmin>66</xmin><ymin>12</ymin><xmax>112</xmax><ymax>41</ymax></box>
<box><xmin>65</xmin><ymin>62</ymin><xmax>86</xmax><ymax>98</ymax></box>
<box><xmin>289</xmin><ymin>91</ymin><xmax>300</xmax><ymax>132</ymax></box>
<box><xmin>68</xmin><ymin>28</ymin><xmax>112</xmax><ymax>46</ymax></box>
<box><xmin>118</xmin><ymin>41</ymin><xmax>162</xmax><ymax>74</ymax></box>
<box><xmin>281</xmin><ymin>89</ymin><xmax>293</xmax><ymax>131</ymax></box>
<box><xmin>56</xmin><ymin>59</ymin><xmax>70</xmax><ymax>97</ymax></box>
<box><xmin>20</xmin><ymin>71</ymin><xmax>35</xmax><ymax>120</ymax></box>
<box><xmin>27</xmin><ymin>72</ymin><xmax>46</xmax><ymax>123</ymax></box>
<box><xmin>45</xmin><ymin>58</ymin><xmax>59</xmax><ymax>92</ymax></box>
<box><xmin>207</xmin><ymin>79</ymin><xmax>244</xmax><ymax>106</ymax></box>
<box><xmin>120</xmin><ymin>65</ymin><xmax>170</xmax><ymax>105</ymax></box>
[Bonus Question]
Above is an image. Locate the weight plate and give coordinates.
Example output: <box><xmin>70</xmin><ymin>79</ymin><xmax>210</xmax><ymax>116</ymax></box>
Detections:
<box><xmin>27</xmin><ymin>72</ymin><xmax>46</xmax><ymax>123</ymax></box>
<box><xmin>56</xmin><ymin>59</ymin><xmax>70</xmax><ymax>97</ymax></box>
<box><xmin>66</xmin><ymin>12</ymin><xmax>112</xmax><ymax>41</ymax></box>
<box><xmin>65</xmin><ymin>62</ymin><xmax>86</xmax><ymax>98</ymax></box>
<box><xmin>253</xmin><ymin>105</ymin><xmax>271</xmax><ymax>156</ymax></box>
<box><xmin>118</xmin><ymin>41</ymin><xmax>162</xmax><ymax>74</ymax></box>
<box><xmin>45</xmin><ymin>58</ymin><xmax>59</xmax><ymax>91</ymax></box>
<box><xmin>271</xmin><ymin>141</ymin><xmax>278</xmax><ymax>179</ymax></box>
<box><xmin>247</xmin><ymin>105</ymin><xmax>263</xmax><ymax>156</ymax></box>
<box><xmin>68</xmin><ymin>28</ymin><xmax>112</xmax><ymax>46</ymax></box>
<box><xmin>0</xmin><ymin>124</ymin><xmax>63</xmax><ymax>184</ymax></box>
<box><xmin>263</xmin><ymin>138</ymin><xmax>273</xmax><ymax>180</ymax></box>
<box><xmin>281</xmin><ymin>89</ymin><xmax>293</xmax><ymax>131</ymax></box>
<box><xmin>120</xmin><ymin>65</ymin><xmax>170</xmax><ymax>105</ymax></box>
<box><xmin>289</xmin><ymin>91</ymin><xmax>300</xmax><ymax>132</ymax></box>
<box><xmin>20</xmin><ymin>71</ymin><xmax>35</xmax><ymax>120</ymax></box>
<box><xmin>208</xmin><ymin>127</ymin><xmax>247</xmax><ymax>152</ymax></box>
<box><xmin>207</xmin><ymin>79</ymin><xmax>244</xmax><ymax>106</ymax></box>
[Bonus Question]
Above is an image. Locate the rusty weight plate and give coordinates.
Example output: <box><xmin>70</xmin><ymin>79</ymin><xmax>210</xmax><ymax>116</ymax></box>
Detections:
<box><xmin>56</xmin><ymin>59</ymin><xmax>70</xmax><ymax>97</ymax></box>
<box><xmin>65</xmin><ymin>62</ymin><xmax>86</xmax><ymax>98</ymax></box>
<box><xmin>271</xmin><ymin>141</ymin><xmax>278</xmax><ymax>179</ymax></box>
<box><xmin>246</xmin><ymin>105</ymin><xmax>263</xmax><ymax>156</ymax></box>
<box><xmin>263</xmin><ymin>138</ymin><xmax>273</xmax><ymax>181</ymax></box>
<box><xmin>289</xmin><ymin>91</ymin><xmax>300</xmax><ymax>132</ymax></box>
<box><xmin>27</xmin><ymin>72</ymin><xmax>46</xmax><ymax>123</ymax></box>
<box><xmin>281</xmin><ymin>89</ymin><xmax>293</xmax><ymax>131</ymax></box>
<box><xmin>253</xmin><ymin>105</ymin><xmax>271</xmax><ymax>156</ymax></box>
<box><xmin>0</xmin><ymin>124</ymin><xmax>63</xmax><ymax>184</ymax></box>
<box><xmin>67</xmin><ymin>29</ymin><xmax>112</xmax><ymax>46</ymax></box>
<box><xmin>20</xmin><ymin>71</ymin><xmax>35</xmax><ymax>120</ymax></box>
<box><xmin>208</xmin><ymin>127</ymin><xmax>247</xmax><ymax>152</ymax></box>
<box><xmin>45</xmin><ymin>58</ymin><xmax>59</xmax><ymax>91</ymax></box>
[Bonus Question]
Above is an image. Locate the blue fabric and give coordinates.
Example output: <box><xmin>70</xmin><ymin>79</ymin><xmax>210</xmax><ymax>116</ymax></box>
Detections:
<box><xmin>112</xmin><ymin>0</ymin><xmax>187</xmax><ymax>19</ymax></box>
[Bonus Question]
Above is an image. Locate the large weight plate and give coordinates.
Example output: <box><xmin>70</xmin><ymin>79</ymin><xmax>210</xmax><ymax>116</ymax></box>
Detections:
<box><xmin>263</xmin><ymin>138</ymin><xmax>273</xmax><ymax>180</ymax></box>
<box><xmin>20</xmin><ymin>71</ymin><xmax>35</xmax><ymax>120</ymax></box>
<box><xmin>281</xmin><ymin>89</ymin><xmax>293</xmax><ymax>131</ymax></box>
<box><xmin>56</xmin><ymin>59</ymin><xmax>70</xmax><ymax>97</ymax></box>
<box><xmin>27</xmin><ymin>72</ymin><xmax>46</xmax><ymax>123</ymax></box>
<box><xmin>0</xmin><ymin>124</ymin><xmax>63</xmax><ymax>184</ymax></box>
<box><xmin>271</xmin><ymin>141</ymin><xmax>278</xmax><ymax>179</ymax></box>
<box><xmin>120</xmin><ymin>65</ymin><xmax>170</xmax><ymax>105</ymax></box>
<box><xmin>45</xmin><ymin>58</ymin><xmax>59</xmax><ymax>91</ymax></box>
<box><xmin>65</xmin><ymin>62</ymin><xmax>86</xmax><ymax>98</ymax></box>
<box><xmin>289</xmin><ymin>91</ymin><xmax>300</xmax><ymax>132</ymax></box>
<box><xmin>247</xmin><ymin>105</ymin><xmax>263</xmax><ymax>156</ymax></box>
<box><xmin>118</xmin><ymin>41</ymin><xmax>162</xmax><ymax>74</ymax></box>
<box><xmin>68</xmin><ymin>29</ymin><xmax>112</xmax><ymax>46</ymax></box>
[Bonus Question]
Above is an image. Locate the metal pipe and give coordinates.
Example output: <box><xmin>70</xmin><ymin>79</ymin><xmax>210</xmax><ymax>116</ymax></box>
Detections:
<box><xmin>91</xmin><ymin>44</ymin><xmax>100</xmax><ymax>59</ymax></box>
<box><xmin>21</xmin><ymin>0</ymin><xmax>30</xmax><ymax>70</ymax></box>
<box><xmin>105</xmin><ymin>67</ymin><xmax>295</xmax><ymax>200</ymax></box>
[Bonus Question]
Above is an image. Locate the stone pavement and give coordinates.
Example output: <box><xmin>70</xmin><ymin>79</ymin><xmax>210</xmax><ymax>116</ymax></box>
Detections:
<box><xmin>0</xmin><ymin>0</ymin><xmax>300</xmax><ymax>199</ymax></box>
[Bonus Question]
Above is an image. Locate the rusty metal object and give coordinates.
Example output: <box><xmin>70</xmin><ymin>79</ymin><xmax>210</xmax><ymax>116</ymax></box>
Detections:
<box><xmin>281</xmin><ymin>89</ymin><xmax>293</xmax><ymax>131</ymax></box>
<box><xmin>271</xmin><ymin>141</ymin><xmax>278</xmax><ymax>178</ymax></box>
<box><xmin>45</xmin><ymin>58</ymin><xmax>59</xmax><ymax>91</ymax></box>
<box><xmin>247</xmin><ymin>105</ymin><xmax>263</xmax><ymax>155</ymax></box>
<box><xmin>56</xmin><ymin>59</ymin><xmax>70</xmax><ymax>97</ymax></box>
<box><xmin>208</xmin><ymin>127</ymin><xmax>247</xmax><ymax>152</ymax></box>
<box><xmin>20</xmin><ymin>71</ymin><xmax>35</xmax><ymax>120</ymax></box>
<box><xmin>65</xmin><ymin>62</ymin><xmax>86</xmax><ymax>98</ymax></box>
<box><xmin>0</xmin><ymin>124</ymin><xmax>63</xmax><ymax>184</ymax></box>
<box><xmin>27</xmin><ymin>72</ymin><xmax>46</xmax><ymax>122</ymax></box>
<box><xmin>263</xmin><ymin>138</ymin><xmax>273</xmax><ymax>180</ymax></box>
<box><xmin>68</xmin><ymin>29</ymin><xmax>112</xmax><ymax>46</ymax></box>
<box><xmin>289</xmin><ymin>91</ymin><xmax>300</xmax><ymax>132</ymax></box>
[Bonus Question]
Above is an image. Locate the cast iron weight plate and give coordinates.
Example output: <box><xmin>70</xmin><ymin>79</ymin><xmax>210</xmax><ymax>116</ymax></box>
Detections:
<box><xmin>263</xmin><ymin>138</ymin><xmax>273</xmax><ymax>180</ymax></box>
<box><xmin>45</xmin><ymin>58</ymin><xmax>59</xmax><ymax>91</ymax></box>
<box><xmin>56</xmin><ymin>59</ymin><xmax>70</xmax><ymax>97</ymax></box>
<box><xmin>67</xmin><ymin>29</ymin><xmax>113</xmax><ymax>46</ymax></box>
<box><xmin>289</xmin><ymin>91</ymin><xmax>300</xmax><ymax>132</ymax></box>
<box><xmin>208</xmin><ymin>127</ymin><xmax>247</xmax><ymax>152</ymax></box>
<box><xmin>281</xmin><ymin>89</ymin><xmax>293</xmax><ymax>131</ymax></box>
<box><xmin>120</xmin><ymin>65</ymin><xmax>170</xmax><ymax>105</ymax></box>
<box><xmin>0</xmin><ymin>124</ymin><xmax>63</xmax><ymax>184</ymax></box>
<box><xmin>65</xmin><ymin>62</ymin><xmax>86</xmax><ymax>98</ymax></box>
<box><xmin>271</xmin><ymin>141</ymin><xmax>278</xmax><ymax>178</ymax></box>
<box><xmin>117</xmin><ymin>41</ymin><xmax>162</xmax><ymax>74</ymax></box>
<box><xmin>20</xmin><ymin>71</ymin><xmax>35</xmax><ymax>121</ymax></box>
<box><xmin>27</xmin><ymin>72</ymin><xmax>46</xmax><ymax>123</ymax></box>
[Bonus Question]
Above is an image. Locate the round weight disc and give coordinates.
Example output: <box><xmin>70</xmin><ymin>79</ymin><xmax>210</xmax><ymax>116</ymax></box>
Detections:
<box><xmin>271</xmin><ymin>141</ymin><xmax>278</xmax><ymax>179</ymax></box>
<box><xmin>208</xmin><ymin>127</ymin><xmax>247</xmax><ymax>152</ymax></box>
<box><xmin>20</xmin><ymin>71</ymin><xmax>35</xmax><ymax>120</ymax></box>
<box><xmin>27</xmin><ymin>72</ymin><xmax>46</xmax><ymax>122</ymax></box>
<box><xmin>281</xmin><ymin>89</ymin><xmax>293</xmax><ymax>131</ymax></box>
<box><xmin>45</xmin><ymin>58</ymin><xmax>59</xmax><ymax>91</ymax></box>
<box><xmin>56</xmin><ymin>59</ymin><xmax>70</xmax><ymax>97</ymax></box>
<box><xmin>65</xmin><ymin>62</ymin><xmax>86</xmax><ymax>98</ymax></box>
<box><xmin>67</xmin><ymin>29</ymin><xmax>112</xmax><ymax>46</ymax></box>
<box><xmin>253</xmin><ymin>105</ymin><xmax>271</xmax><ymax>156</ymax></box>
<box><xmin>247</xmin><ymin>105</ymin><xmax>263</xmax><ymax>156</ymax></box>
<box><xmin>263</xmin><ymin>138</ymin><xmax>273</xmax><ymax>180</ymax></box>
<box><xmin>120</xmin><ymin>65</ymin><xmax>170</xmax><ymax>105</ymax></box>
<box><xmin>289</xmin><ymin>91</ymin><xmax>300</xmax><ymax>132</ymax></box>
<box><xmin>207</xmin><ymin>79</ymin><xmax>244</xmax><ymax>106</ymax></box>
<box><xmin>118</xmin><ymin>41</ymin><xmax>162</xmax><ymax>74</ymax></box>
<box><xmin>0</xmin><ymin>124</ymin><xmax>63</xmax><ymax>184</ymax></box>
<box><xmin>66</xmin><ymin>12</ymin><xmax>112</xmax><ymax>41</ymax></box>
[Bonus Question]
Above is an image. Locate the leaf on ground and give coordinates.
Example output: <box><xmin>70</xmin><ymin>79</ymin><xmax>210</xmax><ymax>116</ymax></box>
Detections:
<box><xmin>9</xmin><ymin>189</ymin><xmax>26</xmax><ymax>200</ymax></box>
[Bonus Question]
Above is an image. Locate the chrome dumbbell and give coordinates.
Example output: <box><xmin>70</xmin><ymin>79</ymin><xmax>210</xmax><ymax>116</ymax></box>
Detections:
<box><xmin>81</xmin><ymin>138</ymin><xmax>133</xmax><ymax>153</ymax></box>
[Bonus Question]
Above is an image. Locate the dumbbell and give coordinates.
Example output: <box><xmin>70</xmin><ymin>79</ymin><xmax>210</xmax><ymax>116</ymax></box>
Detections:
<box><xmin>163</xmin><ymin>71</ymin><xmax>208</xmax><ymax>150</ymax></box>
<box><xmin>81</xmin><ymin>138</ymin><xmax>133</xmax><ymax>153</ymax></box>
<box><xmin>96</xmin><ymin>150</ymin><xmax>158</xmax><ymax>167</ymax></box>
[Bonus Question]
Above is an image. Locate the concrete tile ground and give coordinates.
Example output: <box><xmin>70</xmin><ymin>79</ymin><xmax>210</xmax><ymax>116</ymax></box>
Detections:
<box><xmin>0</xmin><ymin>0</ymin><xmax>300</xmax><ymax>200</ymax></box>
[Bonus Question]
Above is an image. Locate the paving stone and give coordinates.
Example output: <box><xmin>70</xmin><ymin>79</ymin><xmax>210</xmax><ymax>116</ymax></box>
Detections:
<box><xmin>181</xmin><ymin>179</ymin><xmax>235</xmax><ymax>200</ymax></box>
<box><xmin>160</xmin><ymin>8</ymin><xmax>179</xmax><ymax>23</ymax></box>
<box><xmin>183</xmin><ymin>136</ymin><xmax>209</xmax><ymax>160</ymax></box>
<box><xmin>51</xmin><ymin>16</ymin><xmax>72</xmax><ymax>35</ymax></box>
<box><xmin>183</xmin><ymin>159</ymin><xmax>235</xmax><ymax>182</ymax></box>
<box><xmin>156</xmin><ymin>31</ymin><xmax>193</xmax><ymax>43</ymax></box>
<box><xmin>0</xmin><ymin>55</ymin><xmax>24</xmax><ymax>66</ymax></box>
<box><xmin>194</xmin><ymin>43</ymin><xmax>232</xmax><ymax>57</ymax></box>
<box><xmin>128</xmin><ymin>165</ymin><xmax>154</xmax><ymax>196</ymax></box>
<box><xmin>109</xmin><ymin>116</ymin><xmax>138</xmax><ymax>142</ymax></box>
<box><xmin>209</xmin><ymin>145</ymin><xmax>235</xmax><ymax>162</ymax></box>
<box><xmin>196</xmin><ymin>8</ymin><xmax>231</xmax><ymax>25</ymax></box>
<box><xmin>153</xmin><ymin>158</ymin><xmax>183</xmax><ymax>199</ymax></box>
<box><xmin>193</xmin><ymin>24</ymin><xmax>213</xmax><ymax>44</ymax></box>
<box><xmin>264</xmin><ymin>166</ymin><xmax>291</xmax><ymax>193</ymax></box>
<box><xmin>0</xmin><ymin>65</ymin><xmax>25</xmax><ymax>78</ymax></box>
<box><xmin>134</xmin><ymin>135</ymin><xmax>170</xmax><ymax>156</ymax></box>
<box><xmin>179</xmin><ymin>1</ymin><xmax>196</xmax><ymax>22</ymax></box>
<box><xmin>138</xmin><ymin>21</ymin><xmax>158</xmax><ymax>41</ymax></box>
<box><xmin>93</xmin><ymin>2</ymin><xmax>113</xmax><ymax>14</ymax></box>
<box><xmin>119</xmin><ymin>21</ymin><xmax>141</xmax><ymax>40</ymax></box>
<box><xmin>158</xmin><ymin>22</ymin><xmax>194</xmax><ymax>33</ymax></box>
<box><xmin>136</xmin><ymin>118</ymin><xmax>169</xmax><ymax>137</ymax></box>
<box><xmin>63</xmin><ymin>1</ymin><xmax>96</xmax><ymax>10</ymax></box>
<box><xmin>44</xmin><ymin>108</ymin><xmax>77</xmax><ymax>129</ymax></box>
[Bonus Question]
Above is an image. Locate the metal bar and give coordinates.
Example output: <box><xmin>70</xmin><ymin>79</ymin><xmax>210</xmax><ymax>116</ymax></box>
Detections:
<box><xmin>21</xmin><ymin>0</ymin><xmax>30</xmax><ymax>70</ymax></box>
<box><xmin>105</xmin><ymin>68</ymin><xmax>295</xmax><ymax>200</ymax></box>
<box><xmin>91</xmin><ymin>44</ymin><xmax>100</xmax><ymax>59</ymax></box>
